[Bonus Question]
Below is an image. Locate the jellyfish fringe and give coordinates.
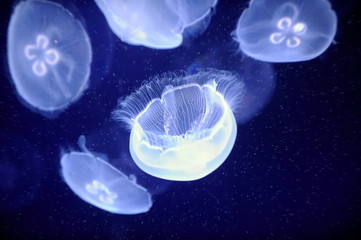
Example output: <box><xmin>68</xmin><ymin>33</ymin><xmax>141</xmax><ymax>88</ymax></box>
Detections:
<box><xmin>112</xmin><ymin>69</ymin><xmax>245</xmax><ymax>129</ymax></box>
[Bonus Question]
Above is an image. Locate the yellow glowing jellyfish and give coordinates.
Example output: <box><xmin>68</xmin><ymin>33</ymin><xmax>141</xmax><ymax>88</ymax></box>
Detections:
<box><xmin>113</xmin><ymin>70</ymin><xmax>244</xmax><ymax>181</ymax></box>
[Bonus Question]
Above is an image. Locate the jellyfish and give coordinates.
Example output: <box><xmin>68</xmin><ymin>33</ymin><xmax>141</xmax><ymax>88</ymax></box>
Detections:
<box><xmin>233</xmin><ymin>0</ymin><xmax>337</xmax><ymax>62</ymax></box>
<box><xmin>60</xmin><ymin>136</ymin><xmax>152</xmax><ymax>214</ymax></box>
<box><xmin>94</xmin><ymin>0</ymin><xmax>217</xmax><ymax>49</ymax></box>
<box><xmin>113</xmin><ymin>70</ymin><xmax>244</xmax><ymax>181</ymax></box>
<box><xmin>7</xmin><ymin>0</ymin><xmax>92</xmax><ymax>113</ymax></box>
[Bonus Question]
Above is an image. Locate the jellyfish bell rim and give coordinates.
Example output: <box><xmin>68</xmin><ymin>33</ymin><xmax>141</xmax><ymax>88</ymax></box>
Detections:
<box><xmin>176</xmin><ymin>0</ymin><xmax>218</xmax><ymax>29</ymax></box>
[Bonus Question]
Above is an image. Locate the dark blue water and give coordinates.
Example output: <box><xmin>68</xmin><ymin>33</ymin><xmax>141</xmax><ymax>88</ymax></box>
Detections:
<box><xmin>1</xmin><ymin>0</ymin><xmax>360</xmax><ymax>239</ymax></box>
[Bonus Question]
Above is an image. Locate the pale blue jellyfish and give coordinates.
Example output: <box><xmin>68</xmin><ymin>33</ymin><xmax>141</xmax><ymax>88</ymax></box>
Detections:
<box><xmin>7</xmin><ymin>0</ymin><xmax>92</xmax><ymax>112</ymax></box>
<box><xmin>234</xmin><ymin>0</ymin><xmax>337</xmax><ymax>62</ymax></box>
<box><xmin>113</xmin><ymin>70</ymin><xmax>244</xmax><ymax>181</ymax></box>
<box><xmin>60</xmin><ymin>136</ymin><xmax>152</xmax><ymax>214</ymax></box>
<box><xmin>94</xmin><ymin>0</ymin><xmax>217</xmax><ymax>49</ymax></box>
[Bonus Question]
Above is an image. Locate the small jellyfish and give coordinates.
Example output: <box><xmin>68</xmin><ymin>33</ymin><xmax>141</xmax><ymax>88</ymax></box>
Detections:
<box><xmin>233</xmin><ymin>0</ymin><xmax>337</xmax><ymax>62</ymax></box>
<box><xmin>94</xmin><ymin>0</ymin><xmax>217</xmax><ymax>49</ymax></box>
<box><xmin>7</xmin><ymin>0</ymin><xmax>92</xmax><ymax>113</ymax></box>
<box><xmin>113</xmin><ymin>70</ymin><xmax>244</xmax><ymax>181</ymax></box>
<box><xmin>60</xmin><ymin>136</ymin><xmax>152</xmax><ymax>214</ymax></box>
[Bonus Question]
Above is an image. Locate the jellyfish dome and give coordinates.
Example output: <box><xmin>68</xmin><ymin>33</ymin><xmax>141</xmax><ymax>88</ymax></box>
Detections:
<box><xmin>94</xmin><ymin>0</ymin><xmax>217</xmax><ymax>49</ymax></box>
<box><xmin>113</xmin><ymin>70</ymin><xmax>244</xmax><ymax>181</ymax></box>
<box><xmin>60</xmin><ymin>136</ymin><xmax>152</xmax><ymax>214</ymax></box>
<box><xmin>234</xmin><ymin>0</ymin><xmax>337</xmax><ymax>62</ymax></box>
<box><xmin>7</xmin><ymin>0</ymin><xmax>92</xmax><ymax>112</ymax></box>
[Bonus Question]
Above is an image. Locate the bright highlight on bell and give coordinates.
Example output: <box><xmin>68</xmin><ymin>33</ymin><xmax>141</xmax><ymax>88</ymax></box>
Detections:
<box><xmin>113</xmin><ymin>70</ymin><xmax>244</xmax><ymax>181</ymax></box>
<box><xmin>234</xmin><ymin>0</ymin><xmax>337</xmax><ymax>62</ymax></box>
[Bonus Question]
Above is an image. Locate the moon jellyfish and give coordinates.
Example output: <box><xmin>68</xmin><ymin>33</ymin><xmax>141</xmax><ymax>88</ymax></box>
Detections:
<box><xmin>60</xmin><ymin>136</ymin><xmax>152</xmax><ymax>214</ymax></box>
<box><xmin>7</xmin><ymin>0</ymin><xmax>92</xmax><ymax>113</ymax></box>
<box><xmin>113</xmin><ymin>70</ymin><xmax>244</xmax><ymax>181</ymax></box>
<box><xmin>234</xmin><ymin>0</ymin><xmax>337</xmax><ymax>62</ymax></box>
<box><xmin>94</xmin><ymin>0</ymin><xmax>217</xmax><ymax>49</ymax></box>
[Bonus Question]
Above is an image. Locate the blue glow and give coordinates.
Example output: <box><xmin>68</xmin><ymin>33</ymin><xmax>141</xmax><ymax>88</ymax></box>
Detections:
<box><xmin>234</xmin><ymin>0</ymin><xmax>337</xmax><ymax>62</ymax></box>
<box><xmin>94</xmin><ymin>0</ymin><xmax>217</xmax><ymax>49</ymax></box>
<box><xmin>60</xmin><ymin>136</ymin><xmax>153</xmax><ymax>214</ymax></box>
<box><xmin>113</xmin><ymin>70</ymin><xmax>244</xmax><ymax>181</ymax></box>
<box><xmin>7</xmin><ymin>0</ymin><xmax>92</xmax><ymax>112</ymax></box>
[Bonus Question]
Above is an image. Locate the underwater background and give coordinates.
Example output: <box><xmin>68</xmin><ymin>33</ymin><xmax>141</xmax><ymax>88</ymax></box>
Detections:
<box><xmin>0</xmin><ymin>0</ymin><xmax>360</xmax><ymax>239</ymax></box>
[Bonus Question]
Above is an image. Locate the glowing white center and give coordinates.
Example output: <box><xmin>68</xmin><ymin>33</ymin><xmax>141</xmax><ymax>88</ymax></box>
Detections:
<box><xmin>270</xmin><ymin>17</ymin><xmax>307</xmax><ymax>48</ymax></box>
<box><xmin>24</xmin><ymin>34</ymin><xmax>60</xmax><ymax>77</ymax></box>
<box><xmin>85</xmin><ymin>180</ymin><xmax>118</xmax><ymax>204</ymax></box>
